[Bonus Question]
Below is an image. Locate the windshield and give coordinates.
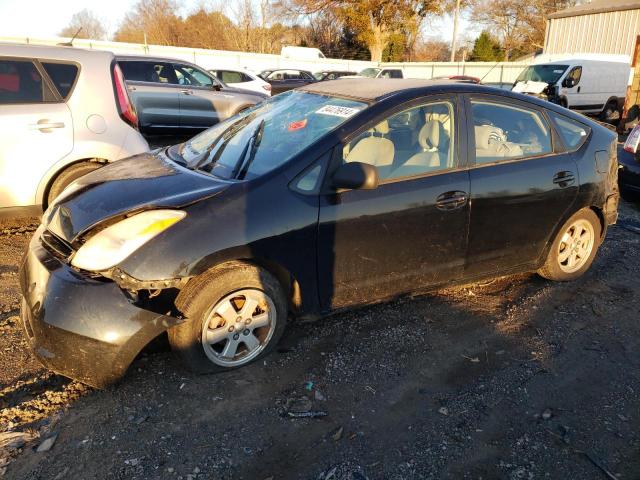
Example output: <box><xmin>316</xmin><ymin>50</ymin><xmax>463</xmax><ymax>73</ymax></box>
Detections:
<box><xmin>178</xmin><ymin>91</ymin><xmax>367</xmax><ymax>180</ymax></box>
<box><xmin>359</xmin><ymin>68</ymin><xmax>381</xmax><ymax>78</ymax></box>
<box><xmin>314</xmin><ymin>72</ymin><xmax>327</xmax><ymax>80</ymax></box>
<box><xmin>516</xmin><ymin>64</ymin><xmax>569</xmax><ymax>84</ymax></box>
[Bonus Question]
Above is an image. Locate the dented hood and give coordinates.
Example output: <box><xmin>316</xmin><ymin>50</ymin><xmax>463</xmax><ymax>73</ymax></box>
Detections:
<box><xmin>511</xmin><ymin>80</ymin><xmax>549</xmax><ymax>95</ymax></box>
<box><xmin>44</xmin><ymin>151</ymin><xmax>231</xmax><ymax>243</ymax></box>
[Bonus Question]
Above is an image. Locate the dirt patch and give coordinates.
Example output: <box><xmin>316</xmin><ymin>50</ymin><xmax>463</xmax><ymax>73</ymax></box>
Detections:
<box><xmin>1</xmin><ymin>194</ymin><xmax>639</xmax><ymax>479</ymax></box>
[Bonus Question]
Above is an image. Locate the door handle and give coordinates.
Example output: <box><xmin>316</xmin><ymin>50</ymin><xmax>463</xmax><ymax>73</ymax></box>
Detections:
<box><xmin>180</xmin><ymin>89</ymin><xmax>193</xmax><ymax>95</ymax></box>
<box><xmin>577</xmin><ymin>86</ymin><xmax>581</xmax><ymax>93</ymax></box>
<box><xmin>436</xmin><ymin>191</ymin><xmax>468</xmax><ymax>211</ymax></box>
<box><xmin>553</xmin><ymin>171</ymin><xmax>576</xmax><ymax>187</ymax></box>
<box><xmin>29</xmin><ymin>119</ymin><xmax>65</xmax><ymax>133</ymax></box>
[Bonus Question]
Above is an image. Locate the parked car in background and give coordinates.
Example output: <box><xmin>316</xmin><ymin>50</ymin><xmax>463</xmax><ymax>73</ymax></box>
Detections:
<box><xmin>210</xmin><ymin>68</ymin><xmax>271</xmax><ymax>96</ymax></box>
<box><xmin>342</xmin><ymin>67</ymin><xmax>404</xmax><ymax>79</ymax></box>
<box><xmin>20</xmin><ymin>79</ymin><xmax>618</xmax><ymax>387</ymax></box>
<box><xmin>433</xmin><ymin>75</ymin><xmax>481</xmax><ymax>83</ymax></box>
<box><xmin>0</xmin><ymin>43</ymin><xmax>148</xmax><ymax>216</ymax></box>
<box><xmin>281</xmin><ymin>46</ymin><xmax>325</xmax><ymax>60</ymax></box>
<box><xmin>258</xmin><ymin>69</ymin><xmax>316</xmax><ymax>94</ymax></box>
<box><xmin>621</xmin><ymin>123</ymin><xmax>640</xmax><ymax>199</ymax></box>
<box><xmin>512</xmin><ymin>56</ymin><xmax>629</xmax><ymax>122</ymax></box>
<box><xmin>117</xmin><ymin>56</ymin><xmax>267</xmax><ymax>132</ymax></box>
<box><xmin>314</xmin><ymin>70</ymin><xmax>357</xmax><ymax>81</ymax></box>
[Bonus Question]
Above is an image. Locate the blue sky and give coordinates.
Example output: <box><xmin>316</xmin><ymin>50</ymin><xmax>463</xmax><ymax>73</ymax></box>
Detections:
<box><xmin>0</xmin><ymin>0</ymin><xmax>475</xmax><ymax>44</ymax></box>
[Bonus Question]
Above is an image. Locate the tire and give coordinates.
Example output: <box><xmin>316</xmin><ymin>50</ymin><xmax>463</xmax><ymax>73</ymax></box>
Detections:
<box><xmin>599</xmin><ymin>100</ymin><xmax>620</xmax><ymax>123</ymax></box>
<box><xmin>538</xmin><ymin>209</ymin><xmax>601</xmax><ymax>281</ymax></box>
<box><xmin>168</xmin><ymin>262</ymin><xmax>288</xmax><ymax>374</ymax></box>
<box><xmin>47</xmin><ymin>162</ymin><xmax>102</xmax><ymax>206</ymax></box>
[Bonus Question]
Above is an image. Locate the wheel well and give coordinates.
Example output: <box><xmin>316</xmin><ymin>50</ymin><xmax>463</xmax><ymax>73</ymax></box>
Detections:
<box><xmin>589</xmin><ymin>206</ymin><xmax>606</xmax><ymax>240</ymax></box>
<box><xmin>42</xmin><ymin>158</ymin><xmax>106</xmax><ymax>209</ymax></box>
<box><xmin>248</xmin><ymin>258</ymin><xmax>302</xmax><ymax>314</ymax></box>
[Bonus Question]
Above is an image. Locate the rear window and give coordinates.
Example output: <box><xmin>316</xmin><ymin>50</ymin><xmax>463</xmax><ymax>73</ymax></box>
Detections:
<box><xmin>549</xmin><ymin>112</ymin><xmax>590</xmax><ymax>150</ymax></box>
<box><xmin>41</xmin><ymin>62</ymin><xmax>79</xmax><ymax>99</ymax></box>
<box><xmin>0</xmin><ymin>59</ymin><xmax>55</xmax><ymax>104</ymax></box>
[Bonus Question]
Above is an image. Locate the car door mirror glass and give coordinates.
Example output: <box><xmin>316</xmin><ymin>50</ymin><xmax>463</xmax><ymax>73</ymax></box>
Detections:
<box><xmin>332</xmin><ymin>162</ymin><xmax>379</xmax><ymax>190</ymax></box>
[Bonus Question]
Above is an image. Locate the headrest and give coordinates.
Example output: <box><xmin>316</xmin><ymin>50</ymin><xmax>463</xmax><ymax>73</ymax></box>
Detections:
<box><xmin>374</xmin><ymin>120</ymin><xmax>389</xmax><ymax>135</ymax></box>
<box><xmin>475</xmin><ymin>125</ymin><xmax>505</xmax><ymax>150</ymax></box>
<box><xmin>419</xmin><ymin>120</ymin><xmax>441</xmax><ymax>150</ymax></box>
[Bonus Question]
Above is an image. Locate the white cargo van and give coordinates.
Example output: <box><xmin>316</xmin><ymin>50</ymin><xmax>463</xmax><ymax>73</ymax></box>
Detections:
<box><xmin>512</xmin><ymin>55</ymin><xmax>630</xmax><ymax>121</ymax></box>
<box><xmin>280</xmin><ymin>46</ymin><xmax>325</xmax><ymax>60</ymax></box>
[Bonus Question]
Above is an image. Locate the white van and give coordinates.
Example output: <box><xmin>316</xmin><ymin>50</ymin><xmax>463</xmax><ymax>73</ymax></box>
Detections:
<box><xmin>280</xmin><ymin>46</ymin><xmax>325</xmax><ymax>60</ymax></box>
<box><xmin>512</xmin><ymin>55</ymin><xmax>630</xmax><ymax>121</ymax></box>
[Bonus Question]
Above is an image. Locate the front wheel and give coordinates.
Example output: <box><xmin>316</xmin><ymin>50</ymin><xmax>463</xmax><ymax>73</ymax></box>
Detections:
<box><xmin>168</xmin><ymin>262</ymin><xmax>287</xmax><ymax>373</ymax></box>
<box><xmin>538</xmin><ymin>209</ymin><xmax>601</xmax><ymax>281</ymax></box>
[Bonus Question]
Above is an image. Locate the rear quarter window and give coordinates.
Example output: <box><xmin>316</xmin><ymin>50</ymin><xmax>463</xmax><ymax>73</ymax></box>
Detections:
<box><xmin>41</xmin><ymin>62</ymin><xmax>79</xmax><ymax>99</ymax></box>
<box><xmin>549</xmin><ymin>112</ymin><xmax>590</xmax><ymax>151</ymax></box>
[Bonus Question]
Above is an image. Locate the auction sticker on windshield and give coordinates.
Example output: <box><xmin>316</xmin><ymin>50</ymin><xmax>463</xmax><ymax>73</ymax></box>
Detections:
<box><xmin>315</xmin><ymin>105</ymin><xmax>361</xmax><ymax>118</ymax></box>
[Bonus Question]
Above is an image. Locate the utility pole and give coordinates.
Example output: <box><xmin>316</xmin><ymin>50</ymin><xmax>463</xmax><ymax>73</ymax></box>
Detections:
<box><xmin>450</xmin><ymin>0</ymin><xmax>461</xmax><ymax>62</ymax></box>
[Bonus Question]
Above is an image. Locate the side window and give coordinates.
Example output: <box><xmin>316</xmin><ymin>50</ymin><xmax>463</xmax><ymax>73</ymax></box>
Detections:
<box><xmin>284</xmin><ymin>71</ymin><xmax>302</xmax><ymax>80</ymax></box>
<box><xmin>342</xmin><ymin>101</ymin><xmax>456</xmax><ymax>182</ymax></box>
<box><xmin>174</xmin><ymin>65</ymin><xmax>213</xmax><ymax>87</ymax></box>
<box><xmin>241</xmin><ymin>73</ymin><xmax>253</xmax><ymax>82</ymax></box>
<box><xmin>549</xmin><ymin>112</ymin><xmax>590</xmax><ymax>150</ymax></box>
<box><xmin>0</xmin><ymin>59</ymin><xmax>52</xmax><ymax>104</ymax></box>
<box><xmin>41</xmin><ymin>62</ymin><xmax>78</xmax><ymax>99</ymax></box>
<box><xmin>267</xmin><ymin>71</ymin><xmax>283</xmax><ymax>80</ymax></box>
<box><xmin>471</xmin><ymin>101</ymin><xmax>552</xmax><ymax>164</ymax></box>
<box><xmin>220</xmin><ymin>71</ymin><xmax>243</xmax><ymax>84</ymax></box>
<box><xmin>389</xmin><ymin>70</ymin><xmax>403</xmax><ymax>79</ymax></box>
<box><xmin>566</xmin><ymin>66</ymin><xmax>582</xmax><ymax>87</ymax></box>
<box><xmin>119</xmin><ymin>61</ymin><xmax>177</xmax><ymax>84</ymax></box>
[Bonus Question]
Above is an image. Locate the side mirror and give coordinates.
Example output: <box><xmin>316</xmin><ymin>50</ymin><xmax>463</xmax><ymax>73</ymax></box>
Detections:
<box><xmin>563</xmin><ymin>77</ymin><xmax>575</xmax><ymax>88</ymax></box>
<box><xmin>332</xmin><ymin>162</ymin><xmax>379</xmax><ymax>190</ymax></box>
<box><xmin>211</xmin><ymin>83</ymin><xmax>222</xmax><ymax>91</ymax></box>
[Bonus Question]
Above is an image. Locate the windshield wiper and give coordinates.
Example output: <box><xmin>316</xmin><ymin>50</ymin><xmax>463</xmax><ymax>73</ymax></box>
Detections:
<box><xmin>232</xmin><ymin>119</ymin><xmax>265</xmax><ymax>180</ymax></box>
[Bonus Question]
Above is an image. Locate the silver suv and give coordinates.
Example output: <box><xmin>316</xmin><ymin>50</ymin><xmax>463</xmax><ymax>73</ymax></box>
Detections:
<box><xmin>0</xmin><ymin>43</ymin><xmax>149</xmax><ymax>216</ymax></box>
<box><xmin>117</xmin><ymin>56</ymin><xmax>267</xmax><ymax>132</ymax></box>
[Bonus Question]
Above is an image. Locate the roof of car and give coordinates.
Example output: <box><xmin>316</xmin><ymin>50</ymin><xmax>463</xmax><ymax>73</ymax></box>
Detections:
<box><xmin>116</xmin><ymin>54</ymin><xmax>190</xmax><ymax>64</ymax></box>
<box><xmin>298</xmin><ymin>78</ymin><xmax>479</xmax><ymax>102</ymax></box>
<box><xmin>0</xmin><ymin>42</ymin><xmax>113</xmax><ymax>61</ymax></box>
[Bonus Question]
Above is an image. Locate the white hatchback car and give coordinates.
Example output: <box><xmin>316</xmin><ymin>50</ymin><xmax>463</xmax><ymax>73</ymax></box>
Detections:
<box><xmin>0</xmin><ymin>43</ymin><xmax>149</xmax><ymax>217</ymax></box>
<box><xmin>210</xmin><ymin>68</ymin><xmax>272</xmax><ymax>96</ymax></box>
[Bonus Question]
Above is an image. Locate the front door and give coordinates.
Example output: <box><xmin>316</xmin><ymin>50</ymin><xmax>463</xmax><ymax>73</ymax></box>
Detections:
<box><xmin>464</xmin><ymin>95</ymin><xmax>579</xmax><ymax>276</ymax></box>
<box><xmin>173</xmin><ymin>63</ymin><xmax>225</xmax><ymax>128</ymax></box>
<box><xmin>317</xmin><ymin>97</ymin><xmax>470</xmax><ymax>310</ymax></box>
<box><xmin>0</xmin><ymin>58</ymin><xmax>73</xmax><ymax>208</ymax></box>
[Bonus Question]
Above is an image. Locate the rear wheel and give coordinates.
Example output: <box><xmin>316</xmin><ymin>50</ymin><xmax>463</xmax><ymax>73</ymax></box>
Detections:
<box><xmin>168</xmin><ymin>262</ymin><xmax>287</xmax><ymax>373</ymax></box>
<box><xmin>538</xmin><ymin>209</ymin><xmax>601</xmax><ymax>281</ymax></box>
<box><xmin>47</xmin><ymin>161</ymin><xmax>102</xmax><ymax>206</ymax></box>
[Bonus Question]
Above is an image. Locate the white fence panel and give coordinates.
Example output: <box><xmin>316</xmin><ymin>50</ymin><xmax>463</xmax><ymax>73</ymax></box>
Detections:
<box><xmin>0</xmin><ymin>35</ymin><xmax>528</xmax><ymax>82</ymax></box>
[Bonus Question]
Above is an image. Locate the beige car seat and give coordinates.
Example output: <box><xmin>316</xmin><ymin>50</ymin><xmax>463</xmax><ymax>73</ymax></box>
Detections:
<box><xmin>345</xmin><ymin>120</ymin><xmax>395</xmax><ymax>168</ymax></box>
<box><xmin>475</xmin><ymin>125</ymin><xmax>523</xmax><ymax>160</ymax></box>
<box><xmin>404</xmin><ymin>120</ymin><xmax>445</xmax><ymax>168</ymax></box>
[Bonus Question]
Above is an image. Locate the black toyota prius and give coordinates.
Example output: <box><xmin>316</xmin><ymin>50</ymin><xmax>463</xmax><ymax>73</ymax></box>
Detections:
<box><xmin>20</xmin><ymin>79</ymin><xmax>619</xmax><ymax>387</ymax></box>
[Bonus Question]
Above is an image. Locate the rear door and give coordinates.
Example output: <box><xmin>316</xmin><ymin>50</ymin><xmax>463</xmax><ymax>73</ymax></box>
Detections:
<box><xmin>173</xmin><ymin>63</ymin><xmax>226</xmax><ymax>128</ymax></box>
<box><xmin>0</xmin><ymin>58</ymin><xmax>73</xmax><ymax>208</ymax></box>
<box><xmin>464</xmin><ymin>94</ymin><xmax>579</xmax><ymax>276</ymax></box>
<box><xmin>119</xmin><ymin>60</ymin><xmax>181</xmax><ymax>129</ymax></box>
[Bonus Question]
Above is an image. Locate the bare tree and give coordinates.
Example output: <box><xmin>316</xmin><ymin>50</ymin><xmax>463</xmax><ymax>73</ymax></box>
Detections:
<box><xmin>59</xmin><ymin>9</ymin><xmax>107</xmax><ymax>40</ymax></box>
<box><xmin>114</xmin><ymin>0</ymin><xmax>184</xmax><ymax>46</ymax></box>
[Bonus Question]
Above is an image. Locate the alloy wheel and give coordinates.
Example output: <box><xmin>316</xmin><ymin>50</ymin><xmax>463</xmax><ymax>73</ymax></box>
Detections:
<box><xmin>557</xmin><ymin>219</ymin><xmax>595</xmax><ymax>273</ymax></box>
<box><xmin>201</xmin><ymin>289</ymin><xmax>276</xmax><ymax>367</ymax></box>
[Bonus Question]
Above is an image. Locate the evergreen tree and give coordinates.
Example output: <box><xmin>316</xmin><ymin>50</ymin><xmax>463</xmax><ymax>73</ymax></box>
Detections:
<box><xmin>469</xmin><ymin>31</ymin><xmax>504</xmax><ymax>61</ymax></box>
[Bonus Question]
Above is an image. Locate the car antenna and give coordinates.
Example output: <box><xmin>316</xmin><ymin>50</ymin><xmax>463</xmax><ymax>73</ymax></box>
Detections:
<box><xmin>479</xmin><ymin>61</ymin><xmax>500</xmax><ymax>84</ymax></box>
<box><xmin>58</xmin><ymin>27</ymin><xmax>82</xmax><ymax>47</ymax></box>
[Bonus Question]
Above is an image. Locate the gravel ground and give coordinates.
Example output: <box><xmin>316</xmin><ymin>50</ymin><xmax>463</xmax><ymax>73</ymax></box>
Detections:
<box><xmin>0</xmin><ymin>144</ymin><xmax>639</xmax><ymax>479</ymax></box>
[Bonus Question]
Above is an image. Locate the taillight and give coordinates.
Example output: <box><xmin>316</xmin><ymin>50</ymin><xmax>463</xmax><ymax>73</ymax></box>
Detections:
<box><xmin>112</xmin><ymin>63</ymin><xmax>138</xmax><ymax>129</ymax></box>
<box><xmin>262</xmin><ymin>84</ymin><xmax>271</xmax><ymax>92</ymax></box>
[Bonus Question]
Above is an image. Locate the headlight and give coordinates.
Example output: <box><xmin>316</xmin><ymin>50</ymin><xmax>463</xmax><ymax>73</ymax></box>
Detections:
<box><xmin>71</xmin><ymin>210</ymin><xmax>186</xmax><ymax>272</ymax></box>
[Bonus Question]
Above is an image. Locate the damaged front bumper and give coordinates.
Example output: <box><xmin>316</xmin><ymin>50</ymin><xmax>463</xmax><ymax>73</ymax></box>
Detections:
<box><xmin>19</xmin><ymin>227</ymin><xmax>183</xmax><ymax>388</ymax></box>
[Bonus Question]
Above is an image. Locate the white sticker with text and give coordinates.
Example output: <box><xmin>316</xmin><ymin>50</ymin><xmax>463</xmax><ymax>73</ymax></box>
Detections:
<box><xmin>315</xmin><ymin>105</ymin><xmax>361</xmax><ymax>118</ymax></box>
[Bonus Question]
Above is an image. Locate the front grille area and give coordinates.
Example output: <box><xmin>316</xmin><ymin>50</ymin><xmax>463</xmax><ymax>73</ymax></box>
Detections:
<box><xmin>41</xmin><ymin>230</ymin><xmax>73</xmax><ymax>260</ymax></box>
